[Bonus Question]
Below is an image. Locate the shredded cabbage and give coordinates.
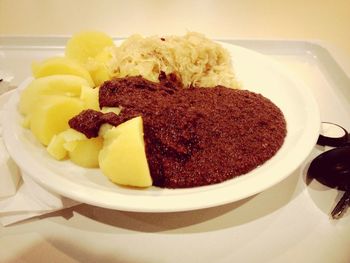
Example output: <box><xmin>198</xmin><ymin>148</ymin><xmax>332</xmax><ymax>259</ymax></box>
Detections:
<box><xmin>109</xmin><ymin>32</ymin><xmax>239</xmax><ymax>88</ymax></box>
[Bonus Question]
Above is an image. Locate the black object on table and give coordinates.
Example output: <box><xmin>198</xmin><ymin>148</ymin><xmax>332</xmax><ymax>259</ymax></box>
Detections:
<box><xmin>307</xmin><ymin>122</ymin><xmax>350</xmax><ymax>219</ymax></box>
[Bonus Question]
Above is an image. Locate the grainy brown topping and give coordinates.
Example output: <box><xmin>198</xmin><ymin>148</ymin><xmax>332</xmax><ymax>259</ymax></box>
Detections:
<box><xmin>69</xmin><ymin>109</ymin><xmax>103</xmax><ymax>138</ymax></box>
<box><xmin>70</xmin><ymin>75</ymin><xmax>287</xmax><ymax>188</ymax></box>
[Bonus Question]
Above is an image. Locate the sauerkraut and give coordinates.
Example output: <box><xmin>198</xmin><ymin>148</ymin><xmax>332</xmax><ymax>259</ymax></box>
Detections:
<box><xmin>109</xmin><ymin>32</ymin><xmax>239</xmax><ymax>88</ymax></box>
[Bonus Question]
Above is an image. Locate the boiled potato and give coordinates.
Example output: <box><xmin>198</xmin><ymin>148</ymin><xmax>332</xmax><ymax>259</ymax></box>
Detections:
<box><xmin>80</xmin><ymin>86</ymin><xmax>100</xmax><ymax>111</ymax></box>
<box><xmin>47</xmin><ymin>134</ymin><xmax>67</xmax><ymax>160</ymax></box>
<box><xmin>32</xmin><ymin>57</ymin><xmax>94</xmax><ymax>86</ymax></box>
<box><xmin>98</xmin><ymin>123</ymin><xmax>113</xmax><ymax>137</ymax></box>
<box><xmin>30</xmin><ymin>95</ymin><xmax>84</xmax><ymax>146</ymax></box>
<box><xmin>47</xmin><ymin>128</ymin><xmax>86</xmax><ymax>160</ymax></box>
<box><xmin>88</xmin><ymin>63</ymin><xmax>112</xmax><ymax>87</ymax></box>
<box><xmin>85</xmin><ymin>48</ymin><xmax>115</xmax><ymax>86</ymax></box>
<box><xmin>60</xmin><ymin>128</ymin><xmax>87</xmax><ymax>149</ymax></box>
<box><xmin>99</xmin><ymin>116</ymin><xmax>152</xmax><ymax>187</ymax></box>
<box><xmin>95</xmin><ymin>46</ymin><xmax>115</xmax><ymax>63</ymax></box>
<box><xmin>68</xmin><ymin>136</ymin><xmax>103</xmax><ymax>168</ymax></box>
<box><xmin>101</xmin><ymin>107</ymin><xmax>121</xmax><ymax>115</ymax></box>
<box><xmin>47</xmin><ymin>128</ymin><xmax>103</xmax><ymax>168</ymax></box>
<box><xmin>19</xmin><ymin>75</ymin><xmax>91</xmax><ymax>115</ymax></box>
<box><xmin>65</xmin><ymin>31</ymin><xmax>115</xmax><ymax>64</ymax></box>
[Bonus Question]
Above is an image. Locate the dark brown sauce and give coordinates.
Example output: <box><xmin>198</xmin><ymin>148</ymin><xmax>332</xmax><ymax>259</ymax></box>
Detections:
<box><xmin>69</xmin><ymin>75</ymin><xmax>287</xmax><ymax>188</ymax></box>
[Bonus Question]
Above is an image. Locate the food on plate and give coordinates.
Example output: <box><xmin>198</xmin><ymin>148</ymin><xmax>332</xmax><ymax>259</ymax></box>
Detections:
<box><xmin>80</xmin><ymin>85</ymin><xmax>100</xmax><ymax>110</ymax></box>
<box><xmin>29</xmin><ymin>95</ymin><xmax>84</xmax><ymax>146</ymax></box>
<box><xmin>86</xmin><ymin>47</ymin><xmax>115</xmax><ymax>86</ymax></box>
<box><xmin>65</xmin><ymin>30</ymin><xmax>239</xmax><ymax>88</ymax></box>
<box><xmin>68</xmin><ymin>136</ymin><xmax>103</xmax><ymax>168</ymax></box>
<box><xmin>65</xmin><ymin>31</ymin><xmax>115</xmax><ymax>64</ymax></box>
<box><xmin>47</xmin><ymin>133</ymin><xmax>67</xmax><ymax>160</ymax></box>
<box><xmin>32</xmin><ymin>57</ymin><xmax>94</xmax><ymax>86</ymax></box>
<box><xmin>18</xmin><ymin>30</ymin><xmax>287</xmax><ymax>189</ymax></box>
<box><xmin>65</xmin><ymin>31</ymin><xmax>115</xmax><ymax>87</ymax></box>
<box><xmin>47</xmin><ymin>128</ymin><xmax>103</xmax><ymax>167</ymax></box>
<box><xmin>69</xmin><ymin>75</ymin><xmax>286</xmax><ymax>188</ymax></box>
<box><xmin>19</xmin><ymin>74</ymin><xmax>91</xmax><ymax>115</ymax></box>
<box><xmin>98</xmin><ymin>116</ymin><xmax>152</xmax><ymax>188</ymax></box>
<box><xmin>111</xmin><ymin>32</ymin><xmax>238</xmax><ymax>88</ymax></box>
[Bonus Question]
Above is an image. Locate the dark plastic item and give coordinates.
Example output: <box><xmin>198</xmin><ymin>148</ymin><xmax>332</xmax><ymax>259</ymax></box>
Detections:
<box><xmin>308</xmin><ymin>146</ymin><xmax>350</xmax><ymax>219</ymax></box>
<box><xmin>317</xmin><ymin>122</ymin><xmax>349</xmax><ymax>147</ymax></box>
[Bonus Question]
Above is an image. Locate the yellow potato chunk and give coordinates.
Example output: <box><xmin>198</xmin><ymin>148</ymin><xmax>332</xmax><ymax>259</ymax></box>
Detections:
<box><xmin>98</xmin><ymin>123</ymin><xmax>113</xmax><ymax>137</ymax></box>
<box><xmin>47</xmin><ymin>128</ymin><xmax>86</xmax><ymax>160</ymax></box>
<box><xmin>65</xmin><ymin>31</ymin><xmax>115</xmax><ymax>64</ymax></box>
<box><xmin>19</xmin><ymin>75</ymin><xmax>90</xmax><ymax>115</ymax></box>
<box><xmin>85</xmin><ymin>48</ymin><xmax>115</xmax><ymax>86</ymax></box>
<box><xmin>68</xmin><ymin>136</ymin><xmax>103</xmax><ymax>168</ymax></box>
<box><xmin>32</xmin><ymin>57</ymin><xmax>94</xmax><ymax>87</ymax></box>
<box><xmin>47</xmin><ymin>134</ymin><xmax>67</xmax><ymax>160</ymax></box>
<box><xmin>60</xmin><ymin>128</ymin><xmax>87</xmax><ymax>151</ymax></box>
<box><xmin>47</xmin><ymin>128</ymin><xmax>102</xmax><ymax>168</ymax></box>
<box><xmin>99</xmin><ymin>116</ymin><xmax>152</xmax><ymax>188</ymax></box>
<box><xmin>30</xmin><ymin>96</ymin><xmax>84</xmax><ymax>146</ymax></box>
<box><xmin>88</xmin><ymin>64</ymin><xmax>112</xmax><ymax>87</ymax></box>
<box><xmin>80</xmin><ymin>86</ymin><xmax>100</xmax><ymax>111</ymax></box>
<box><xmin>101</xmin><ymin>107</ymin><xmax>121</xmax><ymax>115</ymax></box>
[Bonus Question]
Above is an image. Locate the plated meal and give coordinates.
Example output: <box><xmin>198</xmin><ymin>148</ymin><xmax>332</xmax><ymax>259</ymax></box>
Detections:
<box><xmin>17</xmin><ymin>31</ymin><xmax>286</xmax><ymax>189</ymax></box>
<box><xmin>2</xmin><ymin>31</ymin><xmax>320</xmax><ymax>211</ymax></box>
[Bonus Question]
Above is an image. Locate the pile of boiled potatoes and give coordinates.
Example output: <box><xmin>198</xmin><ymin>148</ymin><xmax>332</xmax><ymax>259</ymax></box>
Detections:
<box><xmin>19</xmin><ymin>31</ymin><xmax>152</xmax><ymax>188</ymax></box>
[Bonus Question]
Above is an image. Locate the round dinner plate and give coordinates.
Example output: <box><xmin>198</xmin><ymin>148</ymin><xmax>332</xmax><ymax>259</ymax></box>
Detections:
<box><xmin>2</xmin><ymin>41</ymin><xmax>320</xmax><ymax>212</ymax></box>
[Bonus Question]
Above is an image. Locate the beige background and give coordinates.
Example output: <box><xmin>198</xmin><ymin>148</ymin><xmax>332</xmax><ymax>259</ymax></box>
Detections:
<box><xmin>1</xmin><ymin>0</ymin><xmax>349</xmax><ymax>56</ymax></box>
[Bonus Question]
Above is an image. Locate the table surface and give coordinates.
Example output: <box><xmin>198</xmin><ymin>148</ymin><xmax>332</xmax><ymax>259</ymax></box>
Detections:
<box><xmin>1</xmin><ymin>1</ymin><xmax>350</xmax><ymax>262</ymax></box>
<box><xmin>1</xmin><ymin>0</ymin><xmax>350</xmax><ymax>71</ymax></box>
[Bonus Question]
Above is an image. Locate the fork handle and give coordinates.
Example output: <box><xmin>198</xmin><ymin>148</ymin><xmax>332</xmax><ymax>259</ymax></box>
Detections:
<box><xmin>331</xmin><ymin>190</ymin><xmax>350</xmax><ymax>219</ymax></box>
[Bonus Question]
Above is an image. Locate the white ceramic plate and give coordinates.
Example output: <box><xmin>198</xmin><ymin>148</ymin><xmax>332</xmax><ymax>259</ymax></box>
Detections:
<box><xmin>2</xmin><ymin>42</ymin><xmax>320</xmax><ymax>212</ymax></box>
